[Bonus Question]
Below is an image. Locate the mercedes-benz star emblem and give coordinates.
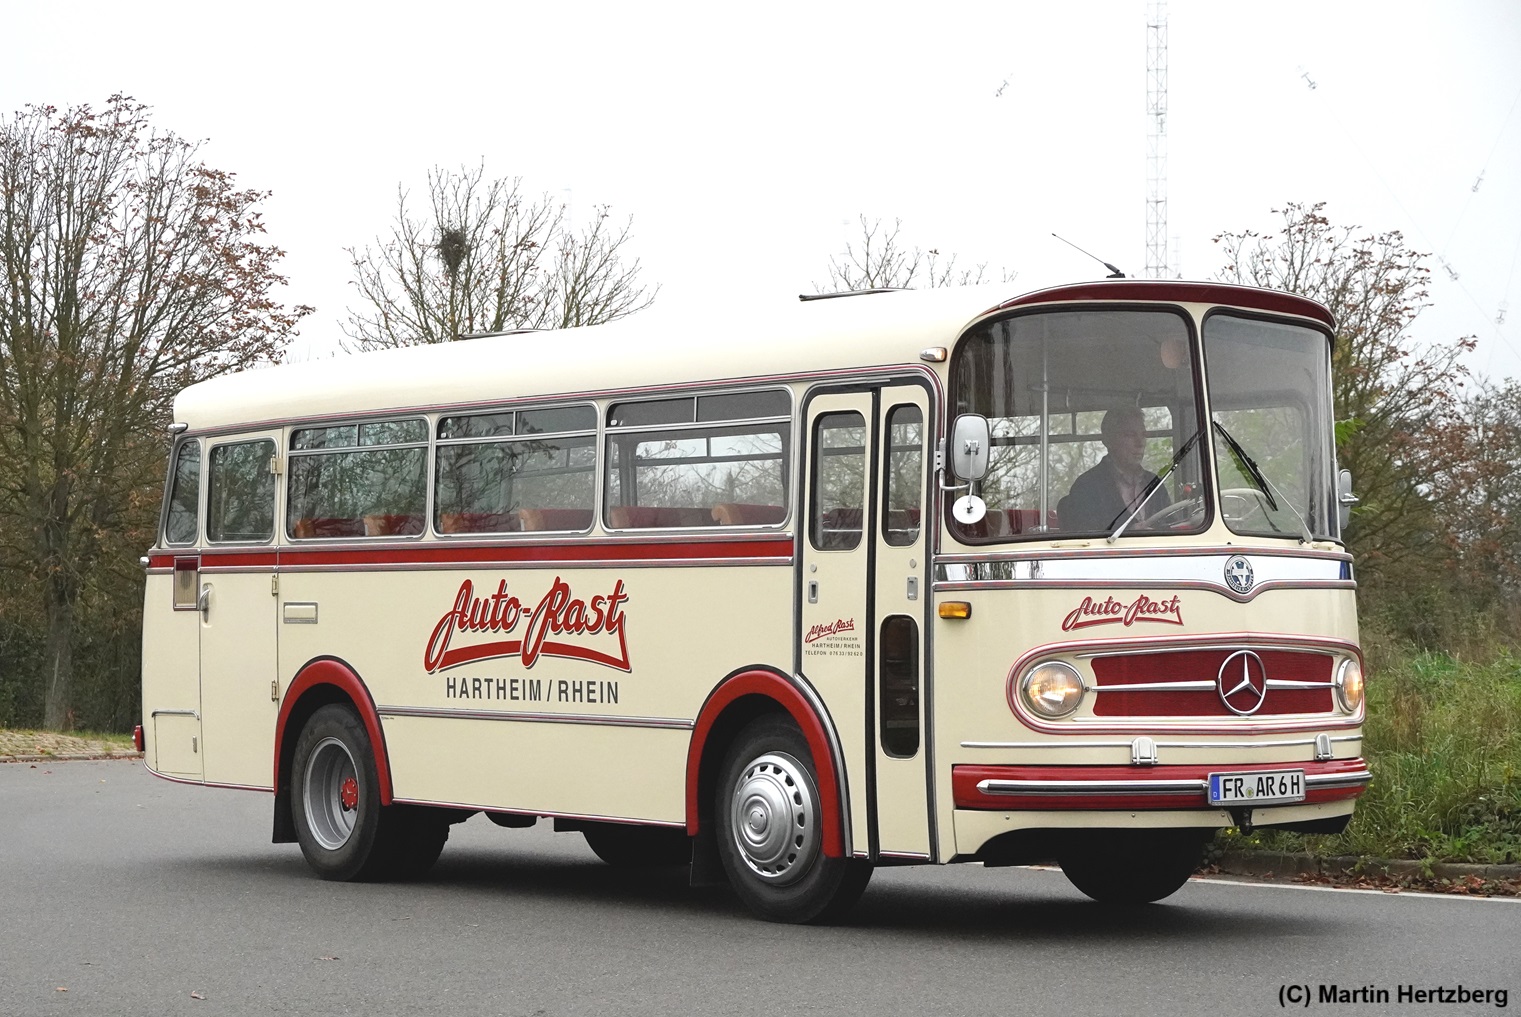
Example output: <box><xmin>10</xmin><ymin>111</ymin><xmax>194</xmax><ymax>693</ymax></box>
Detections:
<box><xmin>1224</xmin><ymin>554</ymin><xmax>1255</xmax><ymax>594</ymax></box>
<box><xmin>1217</xmin><ymin>650</ymin><xmax>1268</xmax><ymax>716</ymax></box>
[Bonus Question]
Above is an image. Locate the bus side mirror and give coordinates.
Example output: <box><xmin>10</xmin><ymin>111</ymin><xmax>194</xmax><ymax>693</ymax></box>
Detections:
<box><xmin>1338</xmin><ymin>468</ymin><xmax>1358</xmax><ymax>532</ymax></box>
<box><xmin>951</xmin><ymin>414</ymin><xmax>991</xmax><ymax>482</ymax></box>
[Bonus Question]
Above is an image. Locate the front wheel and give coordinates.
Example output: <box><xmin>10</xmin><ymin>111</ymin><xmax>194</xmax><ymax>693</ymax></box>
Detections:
<box><xmin>715</xmin><ymin>717</ymin><xmax>871</xmax><ymax>923</ymax></box>
<box><xmin>1058</xmin><ymin>829</ymin><xmax>1209</xmax><ymax>905</ymax></box>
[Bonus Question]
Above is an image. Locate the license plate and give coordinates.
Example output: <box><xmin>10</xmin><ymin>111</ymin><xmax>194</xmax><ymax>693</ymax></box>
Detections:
<box><xmin>1208</xmin><ymin>769</ymin><xmax>1305</xmax><ymax>806</ymax></box>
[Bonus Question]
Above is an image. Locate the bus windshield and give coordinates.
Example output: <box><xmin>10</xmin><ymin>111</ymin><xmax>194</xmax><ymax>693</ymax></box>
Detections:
<box><xmin>1202</xmin><ymin>313</ymin><xmax>1338</xmax><ymax>541</ymax></box>
<box><xmin>950</xmin><ymin>308</ymin><xmax>1208</xmax><ymax>541</ymax></box>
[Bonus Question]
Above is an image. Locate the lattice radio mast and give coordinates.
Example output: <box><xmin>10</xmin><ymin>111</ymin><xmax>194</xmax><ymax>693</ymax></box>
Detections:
<box><xmin>1145</xmin><ymin>0</ymin><xmax>1171</xmax><ymax>278</ymax></box>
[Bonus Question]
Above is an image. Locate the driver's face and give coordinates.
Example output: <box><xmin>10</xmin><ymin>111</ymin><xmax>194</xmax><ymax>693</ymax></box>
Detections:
<box><xmin>1106</xmin><ymin>420</ymin><xmax>1147</xmax><ymax>468</ymax></box>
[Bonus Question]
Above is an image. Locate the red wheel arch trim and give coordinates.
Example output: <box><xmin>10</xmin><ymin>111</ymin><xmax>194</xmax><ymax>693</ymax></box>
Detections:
<box><xmin>686</xmin><ymin>669</ymin><xmax>847</xmax><ymax>857</ymax></box>
<box><xmin>274</xmin><ymin>658</ymin><xmax>394</xmax><ymax>804</ymax></box>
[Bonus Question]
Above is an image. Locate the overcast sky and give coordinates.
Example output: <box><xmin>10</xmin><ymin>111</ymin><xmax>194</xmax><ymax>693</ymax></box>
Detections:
<box><xmin>6</xmin><ymin>1</ymin><xmax>1520</xmax><ymax>381</ymax></box>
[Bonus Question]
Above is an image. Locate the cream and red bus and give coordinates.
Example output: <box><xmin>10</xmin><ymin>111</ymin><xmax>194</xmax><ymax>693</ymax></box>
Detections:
<box><xmin>140</xmin><ymin>279</ymin><xmax>1368</xmax><ymax>922</ymax></box>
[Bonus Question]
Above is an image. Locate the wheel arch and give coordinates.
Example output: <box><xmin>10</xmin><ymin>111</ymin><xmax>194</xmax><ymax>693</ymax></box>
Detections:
<box><xmin>272</xmin><ymin>656</ymin><xmax>393</xmax><ymax>844</ymax></box>
<box><xmin>686</xmin><ymin>667</ymin><xmax>850</xmax><ymax>858</ymax></box>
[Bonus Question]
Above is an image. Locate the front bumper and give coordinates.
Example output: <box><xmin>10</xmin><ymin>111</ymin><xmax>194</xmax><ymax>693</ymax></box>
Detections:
<box><xmin>952</xmin><ymin>757</ymin><xmax>1370</xmax><ymax>811</ymax></box>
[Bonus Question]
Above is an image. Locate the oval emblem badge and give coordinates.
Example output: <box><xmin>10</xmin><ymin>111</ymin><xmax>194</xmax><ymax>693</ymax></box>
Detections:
<box><xmin>1224</xmin><ymin>554</ymin><xmax>1255</xmax><ymax>595</ymax></box>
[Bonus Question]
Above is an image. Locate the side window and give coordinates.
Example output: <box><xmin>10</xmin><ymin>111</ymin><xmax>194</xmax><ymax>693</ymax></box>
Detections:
<box><xmin>883</xmin><ymin>404</ymin><xmax>923</xmax><ymax>546</ymax></box>
<box><xmin>434</xmin><ymin>405</ymin><xmax>597</xmax><ymax>534</ymax></box>
<box><xmin>879</xmin><ymin>615</ymin><xmax>920</xmax><ymax>757</ymax></box>
<box><xmin>207</xmin><ymin>439</ymin><xmax>275</xmax><ymax>543</ymax></box>
<box><xmin>163</xmin><ymin>440</ymin><xmax>201</xmax><ymax>546</ymax></box>
<box><xmin>288</xmin><ymin>419</ymin><xmax>427</xmax><ymax>539</ymax></box>
<box><xmin>810</xmin><ymin>412</ymin><xmax>865</xmax><ymax>550</ymax></box>
<box><xmin>605</xmin><ymin>390</ymin><xmax>791</xmax><ymax>529</ymax></box>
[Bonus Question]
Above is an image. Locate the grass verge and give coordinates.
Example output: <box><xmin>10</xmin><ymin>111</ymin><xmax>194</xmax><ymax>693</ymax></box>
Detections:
<box><xmin>0</xmin><ymin>729</ymin><xmax>137</xmax><ymax>759</ymax></box>
<box><xmin>1221</xmin><ymin>648</ymin><xmax>1521</xmax><ymax>865</ymax></box>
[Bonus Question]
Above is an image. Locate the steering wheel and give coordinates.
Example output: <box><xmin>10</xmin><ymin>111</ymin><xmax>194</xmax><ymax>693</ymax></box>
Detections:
<box><xmin>1142</xmin><ymin>496</ymin><xmax>1205</xmax><ymax>530</ymax></box>
<box><xmin>1219</xmin><ymin>487</ymin><xmax>1275</xmax><ymax>529</ymax></box>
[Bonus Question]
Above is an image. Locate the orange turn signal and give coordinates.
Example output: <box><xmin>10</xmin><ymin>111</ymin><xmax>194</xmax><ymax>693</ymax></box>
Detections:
<box><xmin>938</xmin><ymin>601</ymin><xmax>972</xmax><ymax>620</ymax></box>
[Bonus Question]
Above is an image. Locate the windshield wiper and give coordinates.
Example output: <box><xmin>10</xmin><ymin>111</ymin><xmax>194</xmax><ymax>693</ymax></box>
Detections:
<box><xmin>1211</xmin><ymin>420</ymin><xmax>1314</xmax><ymax>544</ymax></box>
<box><xmin>1107</xmin><ymin>427</ymin><xmax>1204</xmax><ymax>544</ymax></box>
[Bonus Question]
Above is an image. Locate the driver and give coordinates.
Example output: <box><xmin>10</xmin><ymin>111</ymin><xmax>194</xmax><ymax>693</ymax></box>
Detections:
<box><xmin>1059</xmin><ymin>406</ymin><xmax>1171</xmax><ymax>532</ymax></box>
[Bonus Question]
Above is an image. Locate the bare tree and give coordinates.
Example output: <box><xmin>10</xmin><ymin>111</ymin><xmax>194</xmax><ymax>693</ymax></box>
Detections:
<box><xmin>815</xmin><ymin>215</ymin><xmax>1004</xmax><ymax>292</ymax></box>
<box><xmin>1215</xmin><ymin>202</ymin><xmax>1475</xmax><ymax>584</ymax></box>
<box><xmin>0</xmin><ymin>96</ymin><xmax>308</xmax><ymax>727</ymax></box>
<box><xmin>342</xmin><ymin>164</ymin><xmax>656</xmax><ymax>350</ymax></box>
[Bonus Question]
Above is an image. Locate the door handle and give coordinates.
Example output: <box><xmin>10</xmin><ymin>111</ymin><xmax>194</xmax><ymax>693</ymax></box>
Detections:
<box><xmin>198</xmin><ymin>583</ymin><xmax>212</xmax><ymax>617</ymax></box>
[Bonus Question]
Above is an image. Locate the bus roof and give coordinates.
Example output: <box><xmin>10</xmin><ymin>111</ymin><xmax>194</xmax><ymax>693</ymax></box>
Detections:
<box><xmin>173</xmin><ymin>279</ymin><xmax>1334</xmax><ymax>433</ymax></box>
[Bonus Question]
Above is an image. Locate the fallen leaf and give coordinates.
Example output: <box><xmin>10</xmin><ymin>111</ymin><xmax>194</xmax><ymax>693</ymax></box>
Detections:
<box><xmin>190</xmin><ymin>991</ymin><xmax>206</xmax><ymax>1000</ymax></box>
<box><xmin>55</xmin><ymin>987</ymin><xmax>67</xmax><ymax>993</ymax></box>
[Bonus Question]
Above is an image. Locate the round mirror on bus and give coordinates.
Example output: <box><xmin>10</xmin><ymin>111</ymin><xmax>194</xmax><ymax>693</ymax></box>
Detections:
<box><xmin>952</xmin><ymin>494</ymin><xmax>987</xmax><ymax>524</ymax></box>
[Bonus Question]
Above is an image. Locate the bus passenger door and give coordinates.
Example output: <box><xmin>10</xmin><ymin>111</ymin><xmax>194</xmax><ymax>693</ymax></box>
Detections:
<box><xmin>197</xmin><ymin>432</ymin><xmax>281</xmax><ymax>790</ymax></box>
<box><xmin>801</xmin><ymin>393</ymin><xmax>874</xmax><ymax>856</ymax></box>
<box><xmin>800</xmin><ymin>384</ymin><xmax>933</xmax><ymax>860</ymax></box>
<box><xmin>872</xmin><ymin>387</ymin><xmax>933</xmax><ymax>860</ymax></box>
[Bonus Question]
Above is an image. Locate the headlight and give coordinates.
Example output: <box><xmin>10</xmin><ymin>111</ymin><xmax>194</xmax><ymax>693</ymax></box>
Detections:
<box><xmin>1334</xmin><ymin>658</ymin><xmax>1364</xmax><ymax>713</ymax></box>
<box><xmin>1020</xmin><ymin>661</ymin><xmax>1086</xmax><ymax>718</ymax></box>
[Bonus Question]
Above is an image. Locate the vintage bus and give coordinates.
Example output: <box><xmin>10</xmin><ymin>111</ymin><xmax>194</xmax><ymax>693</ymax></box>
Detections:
<box><xmin>139</xmin><ymin>279</ymin><xmax>1368</xmax><ymax>922</ymax></box>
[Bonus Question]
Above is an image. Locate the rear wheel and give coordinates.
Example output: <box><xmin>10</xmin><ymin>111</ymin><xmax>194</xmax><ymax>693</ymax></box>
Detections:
<box><xmin>581</xmin><ymin>823</ymin><xmax>690</xmax><ymax>867</ymax></box>
<box><xmin>290</xmin><ymin>704</ymin><xmax>447</xmax><ymax>881</ymax></box>
<box><xmin>715</xmin><ymin>717</ymin><xmax>871</xmax><ymax>923</ymax></box>
<box><xmin>1058</xmin><ymin>829</ymin><xmax>1209</xmax><ymax>905</ymax></box>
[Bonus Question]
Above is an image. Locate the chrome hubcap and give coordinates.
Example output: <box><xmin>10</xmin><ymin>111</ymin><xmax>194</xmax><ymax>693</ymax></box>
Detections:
<box><xmin>304</xmin><ymin>736</ymin><xmax>359</xmax><ymax>851</ymax></box>
<box><xmin>729</xmin><ymin>751</ymin><xmax>819</xmax><ymax>884</ymax></box>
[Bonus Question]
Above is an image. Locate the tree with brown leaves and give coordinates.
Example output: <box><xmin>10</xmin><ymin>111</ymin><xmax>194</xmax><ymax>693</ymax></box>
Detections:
<box><xmin>0</xmin><ymin>96</ymin><xmax>309</xmax><ymax>728</ymax></box>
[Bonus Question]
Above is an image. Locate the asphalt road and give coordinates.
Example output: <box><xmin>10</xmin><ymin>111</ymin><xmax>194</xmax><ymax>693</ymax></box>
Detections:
<box><xmin>1</xmin><ymin>759</ymin><xmax>1515</xmax><ymax>1017</ymax></box>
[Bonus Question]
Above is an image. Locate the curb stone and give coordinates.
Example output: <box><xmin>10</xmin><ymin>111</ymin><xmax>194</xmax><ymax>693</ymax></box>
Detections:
<box><xmin>1216</xmin><ymin>849</ymin><xmax>1521</xmax><ymax>882</ymax></box>
<box><xmin>1</xmin><ymin>752</ymin><xmax>143</xmax><ymax>763</ymax></box>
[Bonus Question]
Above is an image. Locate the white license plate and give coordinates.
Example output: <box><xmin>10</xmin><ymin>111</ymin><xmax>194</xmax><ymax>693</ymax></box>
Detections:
<box><xmin>1208</xmin><ymin>769</ymin><xmax>1305</xmax><ymax>806</ymax></box>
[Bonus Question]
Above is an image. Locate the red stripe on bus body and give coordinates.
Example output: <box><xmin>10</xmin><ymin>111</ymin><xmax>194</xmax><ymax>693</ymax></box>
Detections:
<box><xmin>147</xmin><ymin>536</ymin><xmax>793</xmax><ymax>572</ymax></box>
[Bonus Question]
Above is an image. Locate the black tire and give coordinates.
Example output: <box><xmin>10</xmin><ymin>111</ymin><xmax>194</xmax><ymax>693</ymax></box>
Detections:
<box><xmin>385</xmin><ymin>807</ymin><xmax>450</xmax><ymax>881</ymax></box>
<box><xmin>715</xmin><ymin>716</ymin><xmax>872</xmax><ymax>923</ymax></box>
<box><xmin>581</xmin><ymin>823</ymin><xmax>691</xmax><ymax>867</ymax></box>
<box><xmin>290</xmin><ymin>704</ymin><xmax>446</xmax><ymax>882</ymax></box>
<box><xmin>1058</xmin><ymin>829</ymin><xmax>1209</xmax><ymax>905</ymax></box>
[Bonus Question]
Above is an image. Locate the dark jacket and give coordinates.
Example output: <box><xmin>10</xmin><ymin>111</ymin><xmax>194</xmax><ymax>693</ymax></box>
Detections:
<box><xmin>1058</xmin><ymin>456</ymin><xmax>1171</xmax><ymax>533</ymax></box>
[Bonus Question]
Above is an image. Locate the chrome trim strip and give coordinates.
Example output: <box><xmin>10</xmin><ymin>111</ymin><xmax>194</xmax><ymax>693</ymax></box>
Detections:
<box><xmin>936</xmin><ymin>545</ymin><xmax>1352</xmax><ymax>564</ymax></box>
<box><xmin>974</xmin><ymin>769</ymin><xmax>1371</xmax><ymax>797</ymax></box>
<box><xmin>1087</xmin><ymin>679</ymin><xmax>1333</xmax><ymax>693</ymax></box>
<box><xmin>1091</xmin><ymin>680</ymin><xmax>1216</xmax><ymax>693</ymax></box>
<box><xmin>389</xmin><ymin>797</ymin><xmax>686</xmax><ymax>829</ymax></box>
<box><xmin>933</xmin><ymin>578</ymin><xmax>1354</xmax><ymax>604</ymax></box>
<box><xmin>150</xmin><ymin>708</ymin><xmax>200</xmax><ymax>719</ymax></box>
<box><xmin>960</xmin><ymin>735</ymin><xmax>1364</xmax><ymax>750</ymax></box>
<box><xmin>977</xmin><ymin>778</ymin><xmax>1206</xmax><ymax>795</ymax></box>
<box><xmin>1306</xmin><ymin>770</ymin><xmax>1374</xmax><ymax>790</ymax></box>
<box><xmin>377</xmin><ymin>705</ymin><xmax>693</xmax><ymax>730</ymax></box>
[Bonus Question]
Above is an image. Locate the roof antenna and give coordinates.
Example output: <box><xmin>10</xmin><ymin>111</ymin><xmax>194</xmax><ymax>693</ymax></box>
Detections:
<box><xmin>1052</xmin><ymin>234</ymin><xmax>1126</xmax><ymax>278</ymax></box>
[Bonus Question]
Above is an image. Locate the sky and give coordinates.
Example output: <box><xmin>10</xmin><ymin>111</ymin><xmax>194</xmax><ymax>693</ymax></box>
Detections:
<box><xmin>5</xmin><ymin>1</ymin><xmax>1520</xmax><ymax>381</ymax></box>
